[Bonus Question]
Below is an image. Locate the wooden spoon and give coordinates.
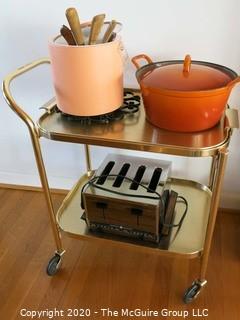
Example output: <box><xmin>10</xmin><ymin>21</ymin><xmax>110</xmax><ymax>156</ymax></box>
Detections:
<box><xmin>102</xmin><ymin>20</ymin><xmax>117</xmax><ymax>43</ymax></box>
<box><xmin>88</xmin><ymin>14</ymin><xmax>105</xmax><ymax>45</ymax></box>
<box><xmin>65</xmin><ymin>7</ymin><xmax>85</xmax><ymax>45</ymax></box>
<box><xmin>60</xmin><ymin>25</ymin><xmax>76</xmax><ymax>45</ymax></box>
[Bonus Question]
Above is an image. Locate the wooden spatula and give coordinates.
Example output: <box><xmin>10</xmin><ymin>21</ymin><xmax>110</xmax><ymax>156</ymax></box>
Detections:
<box><xmin>65</xmin><ymin>7</ymin><xmax>85</xmax><ymax>45</ymax></box>
<box><xmin>102</xmin><ymin>20</ymin><xmax>117</xmax><ymax>43</ymax></box>
<box><xmin>60</xmin><ymin>25</ymin><xmax>77</xmax><ymax>45</ymax></box>
<box><xmin>88</xmin><ymin>14</ymin><xmax>105</xmax><ymax>45</ymax></box>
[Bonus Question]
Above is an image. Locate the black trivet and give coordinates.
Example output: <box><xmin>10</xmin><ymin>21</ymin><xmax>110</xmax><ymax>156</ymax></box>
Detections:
<box><xmin>56</xmin><ymin>90</ymin><xmax>141</xmax><ymax>124</ymax></box>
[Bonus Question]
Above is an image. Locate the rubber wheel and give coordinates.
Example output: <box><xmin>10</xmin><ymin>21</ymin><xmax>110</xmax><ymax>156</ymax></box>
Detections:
<box><xmin>183</xmin><ymin>283</ymin><xmax>201</xmax><ymax>304</ymax></box>
<box><xmin>46</xmin><ymin>254</ymin><xmax>61</xmax><ymax>276</ymax></box>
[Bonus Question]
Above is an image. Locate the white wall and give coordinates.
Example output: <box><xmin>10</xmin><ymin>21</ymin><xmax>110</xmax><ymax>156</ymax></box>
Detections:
<box><xmin>1</xmin><ymin>0</ymin><xmax>240</xmax><ymax>208</ymax></box>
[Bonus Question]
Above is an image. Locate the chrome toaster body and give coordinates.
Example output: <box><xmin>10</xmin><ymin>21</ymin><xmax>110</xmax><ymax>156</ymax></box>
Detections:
<box><xmin>82</xmin><ymin>154</ymin><xmax>172</xmax><ymax>242</ymax></box>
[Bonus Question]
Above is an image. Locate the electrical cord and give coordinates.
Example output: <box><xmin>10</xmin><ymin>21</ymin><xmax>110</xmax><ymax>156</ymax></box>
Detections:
<box><xmin>81</xmin><ymin>174</ymin><xmax>188</xmax><ymax>230</ymax></box>
<box><xmin>161</xmin><ymin>195</ymin><xmax>188</xmax><ymax>228</ymax></box>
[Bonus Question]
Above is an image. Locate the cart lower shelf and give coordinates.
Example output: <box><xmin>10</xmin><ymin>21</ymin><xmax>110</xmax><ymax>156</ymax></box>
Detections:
<box><xmin>56</xmin><ymin>173</ymin><xmax>211</xmax><ymax>258</ymax></box>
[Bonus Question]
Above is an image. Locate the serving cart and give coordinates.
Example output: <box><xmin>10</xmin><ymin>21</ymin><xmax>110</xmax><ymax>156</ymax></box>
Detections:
<box><xmin>3</xmin><ymin>58</ymin><xmax>239</xmax><ymax>303</ymax></box>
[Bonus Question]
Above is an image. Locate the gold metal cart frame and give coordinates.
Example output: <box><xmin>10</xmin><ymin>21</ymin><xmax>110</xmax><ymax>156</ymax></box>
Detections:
<box><xmin>2</xmin><ymin>58</ymin><xmax>239</xmax><ymax>303</ymax></box>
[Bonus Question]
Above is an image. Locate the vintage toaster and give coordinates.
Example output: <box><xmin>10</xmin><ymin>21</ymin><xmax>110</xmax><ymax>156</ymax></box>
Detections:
<box><xmin>82</xmin><ymin>154</ymin><xmax>172</xmax><ymax>243</ymax></box>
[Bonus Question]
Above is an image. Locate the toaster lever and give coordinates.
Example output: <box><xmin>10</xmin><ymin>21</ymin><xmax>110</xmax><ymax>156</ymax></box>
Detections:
<box><xmin>96</xmin><ymin>202</ymin><xmax>108</xmax><ymax>209</ymax></box>
<box><xmin>131</xmin><ymin>208</ymin><xmax>143</xmax><ymax>216</ymax></box>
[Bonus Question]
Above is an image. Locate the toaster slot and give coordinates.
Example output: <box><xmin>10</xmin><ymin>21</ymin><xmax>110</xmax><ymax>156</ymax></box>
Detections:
<box><xmin>147</xmin><ymin>167</ymin><xmax>162</xmax><ymax>193</ymax></box>
<box><xmin>130</xmin><ymin>165</ymin><xmax>146</xmax><ymax>190</ymax></box>
<box><xmin>112</xmin><ymin>163</ymin><xmax>130</xmax><ymax>187</ymax></box>
<box><xmin>96</xmin><ymin>161</ymin><xmax>115</xmax><ymax>185</ymax></box>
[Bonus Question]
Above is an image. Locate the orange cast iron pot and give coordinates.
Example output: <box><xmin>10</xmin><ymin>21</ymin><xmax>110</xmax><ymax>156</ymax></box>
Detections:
<box><xmin>132</xmin><ymin>54</ymin><xmax>240</xmax><ymax>132</ymax></box>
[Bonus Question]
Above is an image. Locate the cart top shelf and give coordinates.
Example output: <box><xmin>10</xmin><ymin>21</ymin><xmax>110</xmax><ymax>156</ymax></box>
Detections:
<box><xmin>38</xmin><ymin>90</ymin><xmax>237</xmax><ymax>157</ymax></box>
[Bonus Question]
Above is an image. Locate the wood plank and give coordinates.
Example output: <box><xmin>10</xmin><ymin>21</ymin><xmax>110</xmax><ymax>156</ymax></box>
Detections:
<box><xmin>0</xmin><ymin>189</ymin><xmax>239</xmax><ymax>320</ymax></box>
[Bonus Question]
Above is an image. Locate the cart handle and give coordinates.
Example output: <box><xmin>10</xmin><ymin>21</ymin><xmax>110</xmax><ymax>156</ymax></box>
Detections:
<box><xmin>2</xmin><ymin>58</ymin><xmax>50</xmax><ymax>135</ymax></box>
<box><xmin>225</xmin><ymin>109</ymin><xmax>239</xmax><ymax>129</ymax></box>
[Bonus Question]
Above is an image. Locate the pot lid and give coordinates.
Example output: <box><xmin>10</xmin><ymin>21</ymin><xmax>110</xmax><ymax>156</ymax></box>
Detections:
<box><xmin>140</xmin><ymin>55</ymin><xmax>234</xmax><ymax>91</ymax></box>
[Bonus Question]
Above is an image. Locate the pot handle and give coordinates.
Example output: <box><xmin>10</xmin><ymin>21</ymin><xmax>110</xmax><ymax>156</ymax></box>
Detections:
<box><xmin>226</xmin><ymin>76</ymin><xmax>240</xmax><ymax>89</ymax></box>
<box><xmin>183</xmin><ymin>54</ymin><xmax>191</xmax><ymax>75</ymax></box>
<box><xmin>131</xmin><ymin>54</ymin><xmax>153</xmax><ymax>70</ymax></box>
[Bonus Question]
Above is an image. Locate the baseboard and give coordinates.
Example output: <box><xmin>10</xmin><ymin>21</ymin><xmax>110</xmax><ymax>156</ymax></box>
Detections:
<box><xmin>218</xmin><ymin>207</ymin><xmax>240</xmax><ymax>215</ymax></box>
<box><xmin>220</xmin><ymin>192</ymin><xmax>240</xmax><ymax>211</ymax></box>
<box><xmin>0</xmin><ymin>182</ymin><xmax>239</xmax><ymax>214</ymax></box>
<box><xmin>0</xmin><ymin>183</ymin><xmax>69</xmax><ymax>195</ymax></box>
<box><xmin>0</xmin><ymin>171</ymin><xmax>75</xmax><ymax>194</ymax></box>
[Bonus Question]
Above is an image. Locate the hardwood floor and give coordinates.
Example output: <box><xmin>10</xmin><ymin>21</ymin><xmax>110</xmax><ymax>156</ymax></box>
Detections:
<box><xmin>0</xmin><ymin>188</ymin><xmax>239</xmax><ymax>320</ymax></box>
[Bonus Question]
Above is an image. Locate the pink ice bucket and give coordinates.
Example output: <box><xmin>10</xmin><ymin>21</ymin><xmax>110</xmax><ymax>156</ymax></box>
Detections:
<box><xmin>48</xmin><ymin>34</ymin><xmax>124</xmax><ymax>116</ymax></box>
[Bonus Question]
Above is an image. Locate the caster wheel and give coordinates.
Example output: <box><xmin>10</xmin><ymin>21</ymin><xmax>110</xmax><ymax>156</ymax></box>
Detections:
<box><xmin>46</xmin><ymin>254</ymin><xmax>62</xmax><ymax>276</ymax></box>
<box><xmin>183</xmin><ymin>282</ymin><xmax>201</xmax><ymax>304</ymax></box>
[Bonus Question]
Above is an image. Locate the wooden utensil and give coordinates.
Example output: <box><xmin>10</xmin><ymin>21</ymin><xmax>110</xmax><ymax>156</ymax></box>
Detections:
<box><xmin>108</xmin><ymin>32</ymin><xmax>116</xmax><ymax>42</ymax></box>
<box><xmin>65</xmin><ymin>7</ymin><xmax>85</xmax><ymax>45</ymax></box>
<box><xmin>102</xmin><ymin>20</ymin><xmax>117</xmax><ymax>43</ymax></box>
<box><xmin>60</xmin><ymin>25</ymin><xmax>76</xmax><ymax>45</ymax></box>
<box><xmin>88</xmin><ymin>14</ymin><xmax>105</xmax><ymax>45</ymax></box>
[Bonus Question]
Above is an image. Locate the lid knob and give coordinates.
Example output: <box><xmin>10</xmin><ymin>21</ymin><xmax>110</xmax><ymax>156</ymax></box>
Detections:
<box><xmin>183</xmin><ymin>54</ymin><xmax>191</xmax><ymax>75</ymax></box>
